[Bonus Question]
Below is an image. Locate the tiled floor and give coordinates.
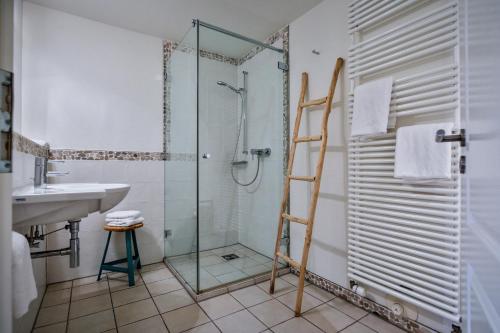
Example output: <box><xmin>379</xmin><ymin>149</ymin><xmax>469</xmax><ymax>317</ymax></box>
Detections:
<box><xmin>167</xmin><ymin>243</ymin><xmax>285</xmax><ymax>291</ymax></box>
<box><xmin>33</xmin><ymin>262</ymin><xmax>406</xmax><ymax>333</ymax></box>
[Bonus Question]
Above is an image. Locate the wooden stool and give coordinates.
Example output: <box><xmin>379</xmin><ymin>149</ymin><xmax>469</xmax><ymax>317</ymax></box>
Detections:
<box><xmin>97</xmin><ymin>223</ymin><xmax>143</xmax><ymax>286</ymax></box>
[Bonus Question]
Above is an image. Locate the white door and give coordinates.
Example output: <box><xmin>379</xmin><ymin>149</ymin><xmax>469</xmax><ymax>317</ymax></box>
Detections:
<box><xmin>461</xmin><ymin>0</ymin><xmax>500</xmax><ymax>332</ymax></box>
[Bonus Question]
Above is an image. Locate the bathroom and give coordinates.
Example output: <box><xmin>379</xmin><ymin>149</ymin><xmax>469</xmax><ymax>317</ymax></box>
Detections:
<box><xmin>0</xmin><ymin>0</ymin><xmax>499</xmax><ymax>332</ymax></box>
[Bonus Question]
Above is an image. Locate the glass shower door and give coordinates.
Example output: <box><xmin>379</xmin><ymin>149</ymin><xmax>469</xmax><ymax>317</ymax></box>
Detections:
<box><xmin>197</xmin><ymin>23</ymin><xmax>286</xmax><ymax>291</ymax></box>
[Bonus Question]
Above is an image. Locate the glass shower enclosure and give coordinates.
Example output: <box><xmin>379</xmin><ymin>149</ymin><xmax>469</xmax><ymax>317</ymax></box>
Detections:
<box><xmin>164</xmin><ymin>20</ymin><xmax>288</xmax><ymax>294</ymax></box>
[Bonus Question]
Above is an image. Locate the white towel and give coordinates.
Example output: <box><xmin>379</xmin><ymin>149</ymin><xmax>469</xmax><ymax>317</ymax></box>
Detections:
<box><xmin>106</xmin><ymin>210</ymin><xmax>142</xmax><ymax>220</ymax></box>
<box><xmin>12</xmin><ymin>231</ymin><xmax>37</xmax><ymax>318</ymax></box>
<box><xmin>351</xmin><ymin>77</ymin><xmax>393</xmax><ymax>137</ymax></box>
<box><xmin>394</xmin><ymin>123</ymin><xmax>454</xmax><ymax>181</ymax></box>
<box><xmin>107</xmin><ymin>217</ymin><xmax>144</xmax><ymax>227</ymax></box>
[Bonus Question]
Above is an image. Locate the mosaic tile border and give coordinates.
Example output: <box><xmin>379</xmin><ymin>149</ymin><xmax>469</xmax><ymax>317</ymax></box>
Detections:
<box><xmin>163</xmin><ymin>40</ymin><xmax>239</xmax><ymax>66</ymax></box>
<box><xmin>49</xmin><ymin>149</ymin><xmax>165</xmax><ymax>161</ymax></box>
<box><xmin>13</xmin><ymin>132</ymin><xmax>49</xmax><ymax>158</ymax></box>
<box><xmin>290</xmin><ymin>268</ymin><xmax>438</xmax><ymax>333</ymax></box>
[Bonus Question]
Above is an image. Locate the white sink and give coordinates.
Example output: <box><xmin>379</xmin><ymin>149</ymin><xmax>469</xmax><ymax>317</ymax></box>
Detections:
<box><xmin>12</xmin><ymin>183</ymin><xmax>130</xmax><ymax>227</ymax></box>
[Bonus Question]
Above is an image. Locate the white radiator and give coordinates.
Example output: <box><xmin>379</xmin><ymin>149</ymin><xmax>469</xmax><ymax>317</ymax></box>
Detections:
<box><xmin>347</xmin><ymin>0</ymin><xmax>461</xmax><ymax>322</ymax></box>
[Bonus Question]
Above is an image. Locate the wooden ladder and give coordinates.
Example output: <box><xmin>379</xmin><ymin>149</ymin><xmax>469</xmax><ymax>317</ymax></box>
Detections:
<box><xmin>269</xmin><ymin>58</ymin><xmax>344</xmax><ymax>316</ymax></box>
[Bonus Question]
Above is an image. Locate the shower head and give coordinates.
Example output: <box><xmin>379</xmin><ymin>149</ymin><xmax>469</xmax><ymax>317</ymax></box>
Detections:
<box><xmin>217</xmin><ymin>81</ymin><xmax>243</xmax><ymax>94</ymax></box>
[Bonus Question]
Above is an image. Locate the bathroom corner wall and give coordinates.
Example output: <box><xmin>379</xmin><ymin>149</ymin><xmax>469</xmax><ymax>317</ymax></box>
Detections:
<box><xmin>289</xmin><ymin>0</ymin><xmax>350</xmax><ymax>287</ymax></box>
<box><xmin>21</xmin><ymin>2</ymin><xmax>165</xmax><ymax>283</ymax></box>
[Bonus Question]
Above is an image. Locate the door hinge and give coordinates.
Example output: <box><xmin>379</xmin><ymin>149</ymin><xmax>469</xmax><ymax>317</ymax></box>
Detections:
<box><xmin>278</xmin><ymin>61</ymin><xmax>288</xmax><ymax>71</ymax></box>
<box><xmin>280</xmin><ymin>238</ymin><xmax>290</xmax><ymax>246</ymax></box>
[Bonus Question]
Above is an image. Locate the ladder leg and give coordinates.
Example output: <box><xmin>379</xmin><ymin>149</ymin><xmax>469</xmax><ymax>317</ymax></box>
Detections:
<box><xmin>295</xmin><ymin>229</ymin><xmax>313</xmax><ymax>316</ymax></box>
<box><xmin>270</xmin><ymin>72</ymin><xmax>309</xmax><ymax>294</ymax></box>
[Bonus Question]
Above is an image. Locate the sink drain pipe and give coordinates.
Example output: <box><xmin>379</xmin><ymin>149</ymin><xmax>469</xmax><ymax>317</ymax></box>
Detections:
<box><xmin>30</xmin><ymin>219</ymin><xmax>80</xmax><ymax>268</ymax></box>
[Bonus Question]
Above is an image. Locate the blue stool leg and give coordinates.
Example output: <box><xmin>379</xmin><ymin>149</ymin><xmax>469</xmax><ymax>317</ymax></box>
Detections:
<box><xmin>98</xmin><ymin>231</ymin><xmax>112</xmax><ymax>281</ymax></box>
<box><xmin>131</xmin><ymin>230</ymin><xmax>141</xmax><ymax>269</ymax></box>
<box><xmin>125</xmin><ymin>230</ymin><xmax>135</xmax><ymax>286</ymax></box>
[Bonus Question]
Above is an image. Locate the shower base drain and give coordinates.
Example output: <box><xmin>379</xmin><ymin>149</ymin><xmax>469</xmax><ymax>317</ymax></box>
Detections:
<box><xmin>221</xmin><ymin>253</ymin><xmax>239</xmax><ymax>261</ymax></box>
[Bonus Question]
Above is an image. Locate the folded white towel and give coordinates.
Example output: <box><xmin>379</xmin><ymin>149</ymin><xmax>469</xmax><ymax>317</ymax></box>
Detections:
<box><xmin>394</xmin><ymin>123</ymin><xmax>453</xmax><ymax>181</ymax></box>
<box><xmin>106</xmin><ymin>210</ymin><xmax>142</xmax><ymax>220</ymax></box>
<box><xmin>107</xmin><ymin>217</ymin><xmax>144</xmax><ymax>227</ymax></box>
<box><xmin>12</xmin><ymin>231</ymin><xmax>37</xmax><ymax>318</ymax></box>
<box><xmin>351</xmin><ymin>77</ymin><xmax>393</xmax><ymax>137</ymax></box>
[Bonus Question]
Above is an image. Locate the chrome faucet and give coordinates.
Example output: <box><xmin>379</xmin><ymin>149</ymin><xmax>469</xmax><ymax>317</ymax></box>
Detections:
<box><xmin>34</xmin><ymin>157</ymin><xmax>69</xmax><ymax>189</ymax></box>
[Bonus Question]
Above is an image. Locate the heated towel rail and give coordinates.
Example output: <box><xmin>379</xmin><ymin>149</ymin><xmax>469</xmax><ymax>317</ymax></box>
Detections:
<box><xmin>348</xmin><ymin>0</ymin><xmax>461</xmax><ymax>322</ymax></box>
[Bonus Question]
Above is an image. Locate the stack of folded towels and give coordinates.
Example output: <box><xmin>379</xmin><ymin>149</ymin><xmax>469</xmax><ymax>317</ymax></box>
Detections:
<box><xmin>106</xmin><ymin>210</ymin><xmax>144</xmax><ymax>227</ymax></box>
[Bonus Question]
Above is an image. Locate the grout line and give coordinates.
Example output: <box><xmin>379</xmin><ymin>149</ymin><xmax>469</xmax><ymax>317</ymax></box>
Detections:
<box><xmin>139</xmin><ymin>268</ymin><xmax>170</xmax><ymax>332</ymax></box>
<box><xmin>106</xmin><ymin>273</ymin><xmax>119</xmax><ymax>331</ymax></box>
<box><xmin>228</xmin><ymin>293</ymin><xmax>270</xmax><ymax>330</ymax></box>
<box><xmin>65</xmin><ymin>278</ymin><xmax>74</xmax><ymax>333</ymax></box>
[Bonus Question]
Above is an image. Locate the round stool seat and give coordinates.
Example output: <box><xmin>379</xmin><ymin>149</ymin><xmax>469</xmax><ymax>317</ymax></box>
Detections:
<box><xmin>103</xmin><ymin>223</ymin><xmax>144</xmax><ymax>232</ymax></box>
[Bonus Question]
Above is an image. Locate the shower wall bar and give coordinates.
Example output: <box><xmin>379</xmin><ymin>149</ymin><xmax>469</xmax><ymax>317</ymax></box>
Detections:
<box><xmin>347</xmin><ymin>0</ymin><xmax>461</xmax><ymax>323</ymax></box>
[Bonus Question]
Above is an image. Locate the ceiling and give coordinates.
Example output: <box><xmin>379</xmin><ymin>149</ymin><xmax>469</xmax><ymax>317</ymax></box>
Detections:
<box><xmin>26</xmin><ymin>0</ymin><xmax>323</xmax><ymax>42</ymax></box>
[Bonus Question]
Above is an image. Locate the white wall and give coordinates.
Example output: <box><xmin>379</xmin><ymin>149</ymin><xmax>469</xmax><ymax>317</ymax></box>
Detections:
<box><xmin>21</xmin><ymin>2</ymin><xmax>165</xmax><ymax>284</ymax></box>
<box><xmin>289</xmin><ymin>0</ymin><xmax>350</xmax><ymax>287</ymax></box>
<box><xmin>237</xmin><ymin>39</ymin><xmax>285</xmax><ymax>258</ymax></box>
<box><xmin>21</xmin><ymin>2</ymin><xmax>163</xmax><ymax>151</ymax></box>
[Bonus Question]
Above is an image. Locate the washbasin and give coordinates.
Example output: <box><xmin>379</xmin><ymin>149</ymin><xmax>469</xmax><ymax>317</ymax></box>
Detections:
<box><xmin>12</xmin><ymin>183</ymin><xmax>130</xmax><ymax>227</ymax></box>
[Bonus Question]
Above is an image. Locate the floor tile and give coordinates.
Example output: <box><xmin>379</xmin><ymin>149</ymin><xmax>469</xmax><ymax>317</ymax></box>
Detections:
<box><xmin>33</xmin><ymin>321</ymin><xmax>66</xmax><ymax>332</ymax></box>
<box><xmin>114</xmin><ymin>298</ymin><xmax>159</xmax><ymax>327</ymax></box>
<box><xmin>46</xmin><ymin>281</ymin><xmax>72</xmax><ymax>292</ymax></box>
<box><xmin>199</xmin><ymin>255</ymin><xmax>224</xmax><ymax>266</ymax></box>
<box><xmin>360</xmin><ymin>314</ymin><xmax>406</xmax><ymax>333</ymax></box>
<box><xmin>241</xmin><ymin>264</ymin><xmax>270</xmax><ymax>276</ymax></box>
<box><xmin>215</xmin><ymin>309</ymin><xmax>266</xmax><ymax>333</ymax></box>
<box><xmin>247</xmin><ymin>299</ymin><xmax>294</xmax><ymax>327</ymax></box>
<box><xmin>139</xmin><ymin>262</ymin><xmax>167</xmax><ymax>273</ymax></box>
<box><xmin>248</xmin><ymin>254</ymin><xmax>272</xmax><ymax>264</ymax></box>
<box><xmin>215</xmin><ymin>270</ymin><xmax>248</xmax><ymax>284</ymax></box>
<box><xmin>304</xmin><ymin>284</ymin><xmax>335</xmax><ymax>302</ymax></box>
<box><xmin>111</xmin><ymin>285</ymin><xmax>150</xmax><ymax>307</ymax></box>
<box><xmin>341</xmin><ymin>322</ymin><xmax>377</xmax><ymax>333</ymax></box>
<box><xmin>73</xmin><ymin>275</ymin><xmax>104</xmax><ymax>287</ymax></box>
<box><xmin>71</xmin><ymin>280</ymin><xmax>109</xmax><ymax>301</ymax></box>
<box><xmin>141</xmin><ymin>268</ymin><xmax>173</xmax><ymax>283</ymax></box>
<box><xmin>153</xmin><ymin>288</ymin><xmax>194</xmax><ymax>313</ymax></box>
<box><xmin>328</xmin><ymin>297</ymin><xmax>367</xmax><ymax>320</ymax></box>
<box><xmin>42</xmin><ymin>288</ymin><xmax>71</xmax><ymax>307</ymax></box>
<box><xmin>279</xmin><ymin>274</ymin><xmax>310</xmax><ymax>287</ymax></box>
<box><xmin>185</xmin><ymin>322</ymin><xmax>220</xmax><ymax>333</ymax></box>
<box><xmin>69</xmin><ymin>294</ymin><xmax>112</xmax><ymax>319</ymax></box>
<box><xmin>277</xmin><ymin>290</ymin><xmax>323</xmax><ymax>313</ymax></box>
<box><xmin>303</xmin><ymin>303</ymin><xmax>355</xmax><ymax>332</ymax></box>
<box><xmin>257</xmin><ymin>278</ymin><xmax>295</xmax><ymax>297</ymax></box>
<box><xmin>161</xmin><ymin>304</ymin><xmax>210</xmax><ymax>333</ymax></box>
<box><xmin>118</xmin><ymin>315</ymin><xmax>168</xmax><ymax>333</ymax></box>
<box><xmin>108</xmin><ymin>272</ymin><xmax>143</xmax><ymax>293</ymax></box>
<box><xmin>198</xmin><ymin>294</ymin><xmax>244</xmax><ymax>320</ymax></box>
<box><xmin>35</xmin><ymin>303</ymin><xmax>69</xmax><ymax>328</ymax></box>
<box><xmin>272</xmin><ymin>317</ymin><xmax>323</xmax><ymax>333</ymax></box>
<box><xmin>228</xmin><ymin>257</ymin><xmax>260</xmax><ymax>270</ymax></box>
<box><xmin>67</xmin><ymin>309</ymin><xmax>115</xmax><ymax>333</ymax></box>
<box><xmin>205</xmin><ymin>262</ymin><xmax>240</xmax><ymax>276</ymax></box>
<box><xmin>146</xmin><ymin>277</ymin><xmax>183</xmax><ymax>296</ymax></box>
<box><xmin>230</xmin><ymin>285</ymin><xmax>272</xmax><ymax>307</ymax></box>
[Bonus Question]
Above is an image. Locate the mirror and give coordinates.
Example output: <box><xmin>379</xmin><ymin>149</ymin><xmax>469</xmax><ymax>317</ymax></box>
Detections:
<box><xmin>0</xmin><ymin>68</ymin><xmax>13</xmax><ymax>173</ymax></box>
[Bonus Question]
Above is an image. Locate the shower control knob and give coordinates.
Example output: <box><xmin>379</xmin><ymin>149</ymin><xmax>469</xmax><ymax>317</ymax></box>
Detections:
<box><xmin>202</xmin><ymin>153</ymin><xmax>211</xmax><ymax>159</ymax></box>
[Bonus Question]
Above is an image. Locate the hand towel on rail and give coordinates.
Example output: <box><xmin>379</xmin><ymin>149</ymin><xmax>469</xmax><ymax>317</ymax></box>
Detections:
<box><xmin>12</xmin><ymin>231</ymin><xmax>37</xmax><ymax>318</ymax></box>
<box><xmin>394</xmin><ymin>122</ymin><xmax>453</xmax><ymax>181</ymax></box>
<box><xmin>351</xmin><ymin>77</ymin><xmax>393</xmax><ymax>137</ymax></box>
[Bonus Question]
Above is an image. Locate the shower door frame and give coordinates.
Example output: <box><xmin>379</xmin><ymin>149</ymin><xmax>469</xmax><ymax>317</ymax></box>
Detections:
<box><xmin>166</xmin><ymin>20</ymin><xmax>290</xmax><ymax>295</ymax></box>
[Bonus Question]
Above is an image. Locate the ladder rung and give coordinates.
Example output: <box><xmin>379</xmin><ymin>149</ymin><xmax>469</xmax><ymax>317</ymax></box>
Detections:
<box><xmin>276</xmin><ymin>252</ymin><xmax>301</xmax><ymax>269</ymax></box>
<box><xmin>300</xmin><ymin>97</ymin><xmax>327</xmax><ymax>108</ymax></box>
<box><xmin>294</xmin><ymin>135</ymin><xmax>322</xmax><ymax>143</ymax></box>
<box><xmin>289</xmin><ymin>175</ymin><xmax>315</xmax><ymax>182</ymax></box>
<box><xmin>282</xmin><ymin>213</ymin><xmax>308</xmax><ymax>225</ymax></box>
